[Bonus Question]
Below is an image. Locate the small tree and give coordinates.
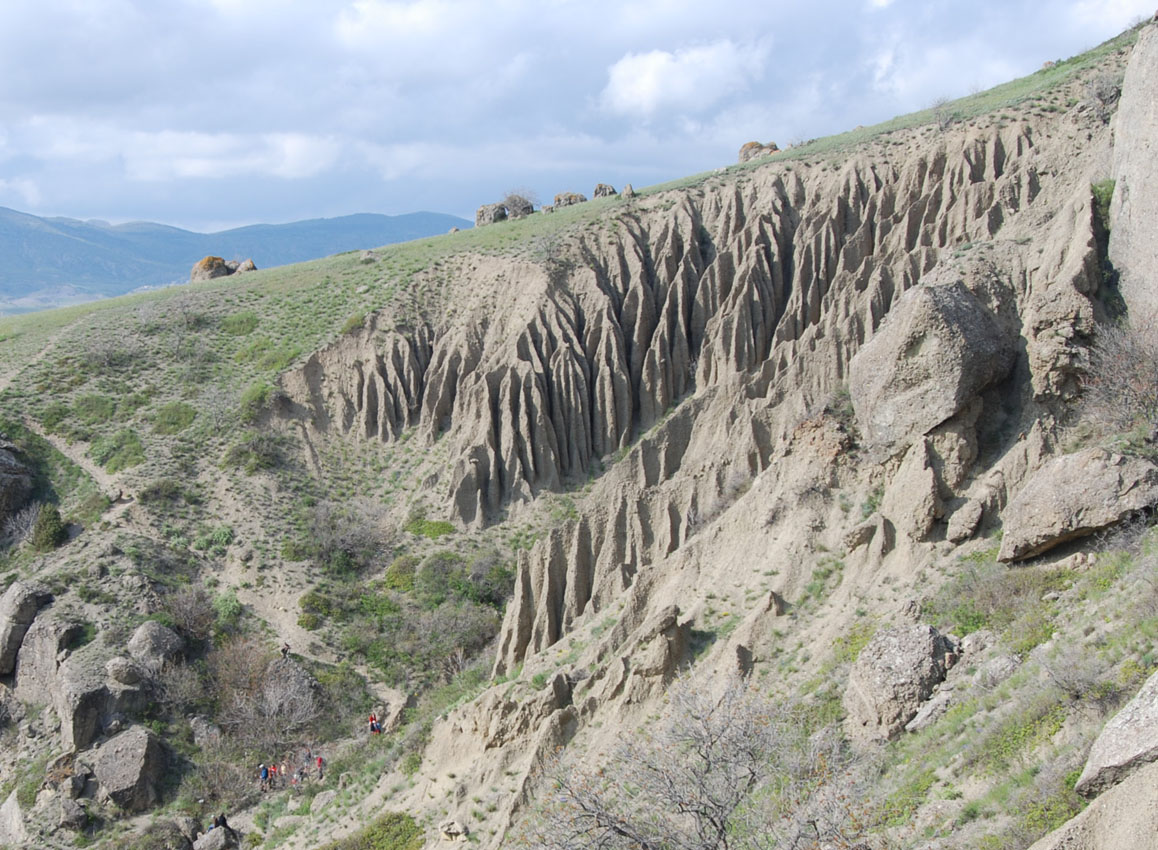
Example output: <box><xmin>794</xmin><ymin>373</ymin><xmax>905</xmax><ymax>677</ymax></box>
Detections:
<box><xmin>29</xmin><ymin>505</ymin><xmax>67</xmax><ymax>551</ymax></box>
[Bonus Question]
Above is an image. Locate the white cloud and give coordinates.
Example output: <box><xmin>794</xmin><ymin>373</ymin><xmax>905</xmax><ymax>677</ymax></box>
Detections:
<box><xmin>123</xmin><ymin>131</ymin><xmax>342</xmax><ymax>181</ymax></box>
<box><xmin>600</xmin><ymin>39</ymin><xmax>770</xmax><ymax>116</ymax></box>
<box><xmin>0</xmin><ymin>178</ymin><xmax>42</xmax><ymax>207</ymax></box>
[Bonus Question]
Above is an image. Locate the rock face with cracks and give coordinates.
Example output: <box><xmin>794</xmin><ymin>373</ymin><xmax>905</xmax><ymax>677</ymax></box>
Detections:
<box><xmin>997</xmin><ymin>448</ymin><xmax>1158</xmax><ymax>561</ymax></box>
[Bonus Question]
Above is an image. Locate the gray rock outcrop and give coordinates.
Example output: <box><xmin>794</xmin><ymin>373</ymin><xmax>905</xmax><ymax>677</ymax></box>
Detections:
<box><xmin>0</xmin><ymin>581</ymin><xmax>52</xmax><ymax>674</ymax></box>
<box><xmin>0</xmin><ymin>791</ymin><xmax>27</xmax><ymax>846</ymax></box>
<box><xmin>94</xmin><ymin>725</ymin><xmax>166</xmax><ymax>812</ymax></box>
<box><xmin>592</xmin><ymin>183</ymin><xmax>616</xmax><ymax>198</ymax></box>
<box><xmin>506</xmin><ymin>196</ymin><xmax>534</xmax><ymax>219</ymax></box>
<box><xmin>553</xmin><ymin>192</ymin><xmax>587</xmax><ymax>207</ymax></box>
<box><xmin>738</xmin><ymin>141</ymin><xmax>779</xmax><ymax>162</ymax></box>
<box><xmin>1028</xmin><ymin>760</ymin><xmax>1158</xmax><ymax>850</ymax></box>
<box><xmin>844</xmin><ymin>624</ymin><xmax>957</xmax><ymax>744</ymax></box>
<box><xmin>128</xmin><ymin>621</ymin><xmax>185</xmax><ymax>671</ymax></box>
<box><xmin>194</xmin><ymin>826</ymin><xmax>239</xmax><ymax>850</ymax></box>
<box><xmin>475</xmin><ymin>203</ymin><xmax>507</xmax><ymax>227</ymax></box>
<box><xmin>998</xmin><ymin>448</ymin><xmax>1158</xmax><ymax>561</ymax></box>
<box><xmin>190</xmin><ymin>256</ymin><xmax>233</xmax><ymax>282</ymax></box>
<box><xmin>1110</xmin><ymin>24</ymin><xmax>1158</xmax><ymax>321</ymax></box>
<box><xmin>1074</xmin><ymin>668</ymin><xmax>1158</xmax><ymax>797</ymax></box>
<box><xmin>849</xmin><ymin>280</ymin><xmax>1016</xmax><ymax>452</ymax></box>
<box><xmin>0</xmin><ymin>439</ymin><xmax>32</xmax><ymax>527</ymax></box>
<box><xmin>14</xmin><ymin>615</ymin><xmax>82</xmax><ymax>704</ymax></box>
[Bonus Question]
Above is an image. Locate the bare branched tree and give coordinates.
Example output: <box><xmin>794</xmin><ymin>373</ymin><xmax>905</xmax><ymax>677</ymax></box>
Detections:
<box><xmin>163</xmin><ymin>585</ymin><xmax>217</xmax><ymax>643</ymax></box>
<box><xmin>2</xmin><ymin>502</ymin><xmax>41</xmax><ymax>547</ymax></box>
<box><xmin>517</xmin><ymin>676</ymin><xmax>876</xmax><ymax>850</ymax></box>
<box><xmin>1083</xmin><ymin>320</ymin><xmax>1158</xmax><ymax>433</ymax></box>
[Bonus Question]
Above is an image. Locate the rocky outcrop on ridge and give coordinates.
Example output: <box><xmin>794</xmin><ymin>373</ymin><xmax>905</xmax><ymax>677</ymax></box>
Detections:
<box><xmin>738</xmin><ymin>140</ymin><xmax>779</xmax><ymax>162</ymax></box>
<box><xmin>190</xmin><ymin>256</ymin><xmax>257</xmax><ymax>282</ymax></box>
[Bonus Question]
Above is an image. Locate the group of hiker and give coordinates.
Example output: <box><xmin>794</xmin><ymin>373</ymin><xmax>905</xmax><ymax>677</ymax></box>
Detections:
<box><xmin>259</xmin><ymin>749</ymin><xmax>324</xmax><ymax>792</ymax></box>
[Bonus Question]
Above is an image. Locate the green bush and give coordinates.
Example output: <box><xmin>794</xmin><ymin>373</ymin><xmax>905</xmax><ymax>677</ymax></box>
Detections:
<box><xmin>30</xmin><ymin>505</ymin><xmax>67</xmax><ymax>551</ymax></box>
<box><xmin>298</xmin><ymin>612</ymin><xmax>321</xmax><ymax>630</ymax></box>
<box><xmin>239</xmin><ymin>382</ymin><xmax>274</xmax><ymax>424</ymax></box>
<box><xmin>403</xmin><ymin>508</ymin><xmax>455</xmax><ymax>539</ymax></box>
<box><xmin>384</xmin><ymin>554</ymin><xmax>419</xmax><ymax>592</ymax></box>
<box><xmin>342</xmin><ymin>312</ymin><xmax>366</xmax><ymax>334</ymax></box>
<box><xmin>236</xmin><ymin>338</ymin><xmax>301</xmax><ymax>371</ymax></box>
<box><xmin>90</xmin><ymin>429</ymin><xmax>145</xmax><ymax>472</ymax></box>
<box><xmin>222</xmin><ymin>310</ymin><xmax>259</xmax><ymax>335</ymax></box>
<box><xmin>74</xmin><ymin>394</ymin><xmax>117</xmax><ymax>425</ymax></box>
<box><xmin>152</xmin><ymin>401</ymin><xmax>197</xmax><ymax>435</ymax></box>
<box><xmin>40</xmin><ymin>401</ymin><xmax>70</xmax><ymax>433</ymax></box>
<box><xmin>318</xmin><ymin>812</ymin><xmax>423</xmax><ymax>850</ymax></box>
<box><xmin>222</xmin><ymin>431</ymin><xmax>283</xmax><ymax>473</ymax></box>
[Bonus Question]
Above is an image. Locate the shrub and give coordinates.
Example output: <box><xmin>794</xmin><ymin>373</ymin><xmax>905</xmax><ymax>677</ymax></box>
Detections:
<box><xmin>298</xmin><ymin>611</ymin><xmax>321</xmax><ymax>630</ymax></box>
<box><xmin>222</xmin><ymin>310</ymin><xmax>259</xmax><ymax>336</ymax></box>
<box><xmin>384</xmin><ymin>554</ymin><xmax>419</xmax><ymax>592</ymax></box>
<box><xmin>222</xmin><ymin>431</ymin><xmax>283</xmax><ymax>473</ymax></box>
<box><xmin>342</xmin><ymin>312</ymin><xmax>366</xmax><ymax>334</ymax></box>
<box><xmin>139</xmin><ymin>479</ymin><xmax>187</xmax><ymax>505</ymax></box>
<box><xmin>414</xmin><ymin>551</ymin><xmax>468</xmax><ymax>608</ymax></box>
<box><xmin>403</xmin><ymin>509</ymin><xmax>455</xmax><ymax>539</ymax></box>
<box><xmin>29</xmin><ymin>505</ymin><xmax>67</xmax><ymax>551</ymax></box>
<box><xmin>90</xmin><ymin>428</ymin><xmax>145</xmax><ymax>472</ymax></box>
<box><xmin>1083</xmin><ymin>320</ymin><xmax>1158</xmax><ymax>434</ymax></box>
<box><xmin>163</xmin><ymin>585</ymin><xmax>217</xmax><ymax>643</ymax></box>
<box><xmin>74</xmin><ymin>394</ymin><xmax>116</xmax><ymax>425</ymax></box>
<box><xmin>239</xmin><ymin>382</ymin><xmax>274</xmax><ymax>423</ymax></box>
<box><xmin>317</xmin><ymin>812</ymin><xmax>423</xmax><ymax>850</ymax></box>
<box><xmin>152</xmin><ymin>401</ymin><xmax>197</xmax><ymax>435</ymax></box>
<box><xmin>2</xmin><ymin>503</ymin><xmax>41</xmax><ymax>547</ymax></box>
<box><xmin>304</xmin><ymin>499</ymin><xmax>385</xmax><ymax>576</ymax></box>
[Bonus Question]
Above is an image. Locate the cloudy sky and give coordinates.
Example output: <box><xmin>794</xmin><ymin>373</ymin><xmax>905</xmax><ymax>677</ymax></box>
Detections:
<box><xmin>0</xmin><ymin>0</ymin><xmax>1150</xmax><ymax>231</ymax></box>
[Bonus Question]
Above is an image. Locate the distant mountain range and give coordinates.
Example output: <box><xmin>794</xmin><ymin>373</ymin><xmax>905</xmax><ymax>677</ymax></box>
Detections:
<box><xmin>0</xmin><ymin>207</ymin><xmax>472</xmax><ymax>313</ymax></box>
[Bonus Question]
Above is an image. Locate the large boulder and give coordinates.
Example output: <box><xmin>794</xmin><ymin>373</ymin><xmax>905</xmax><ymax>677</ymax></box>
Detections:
<box><xmin>1075</xmin><ymin>669</ymin><xmax>1158</xmax><ymax>797</ymax></box>
<box><xmin>843</xmin><ymin>624</ymin><xmax>957</xmax><ymax>744</ymax></box>
<box><xmin>0</xmin><ymin>581</ymin><xmax>52</xmax><ymax>674</ymax></box>
<box><xmin>553</xmin><ymin>192</ymin><xmax>587</xmax><ymax>208</ymax></box>
<box><xmin>1110</xmin><ymin>24</ymin><xmax>1158</xmax><ymax>322</ymax></box>
<box><xmin>0</xmin><ymin>790</ymin><xmax>27</xmax><ymax>846</ymax></box>
<box><xmin>475</xmin><ymin>203</ymin><xmax>507</xmax><ymax>227</ymax></box>
<box><xmin>998</xmin><ymin>449</ymin><xmax>1158</xmax><ymax>562</ymax></box>
<box><xmin>193</xmin><ymin>825</ymin><xmax>240</xmax><ymax>850</ymax></box>
<box><xmin>849</xmin><ymin>280</ymin><xmax>1015</xmax><ymax>452</ymax></box>
<box><xmin>738</xmin><ymin>141</ymin><xmax>779</xmax><ymax>162</ymax></box>
<box><xmin>14</xmin><ymin>615</ymin><xmax>82</xmax><ymax>704</ymax></box>
<box><xmin>94</xmin><ymin>725</ymin><xmax>166</xmax><ymax>812</ymax></box>
<box><xmin>1028</xmin><ymin>760</ymin><xmax>1158</xmax><ymax>850</ymax></box>
<box><xmin>505</xmin><ymin>195</ymin><xmax>534</xmax><ymax>219</ymax></box>
<box><xmin>592</xmin><ymin>183</ymin><xmax>617</xmax><ymax>198</ymax></box>
<box><xmin>190</xmin><ymin>256</ymin><xmax>233</xmax><ymax>282</ymax></box>
<box><xmin>0</xmin><ymin>439</ymin><xmax>32</xmax><ymax>526</ymax></box>
<box><xmin>128</xmin><ymin>621</ymin><xmax>184</xmax><ymax>671</ymax></box>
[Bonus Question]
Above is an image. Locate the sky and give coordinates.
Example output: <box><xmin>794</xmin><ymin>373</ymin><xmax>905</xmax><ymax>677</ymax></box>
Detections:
<box><xmin>0</xmin><ymin>0</ymin><xmax>1151</xmax><ymax>231</ymax></box>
